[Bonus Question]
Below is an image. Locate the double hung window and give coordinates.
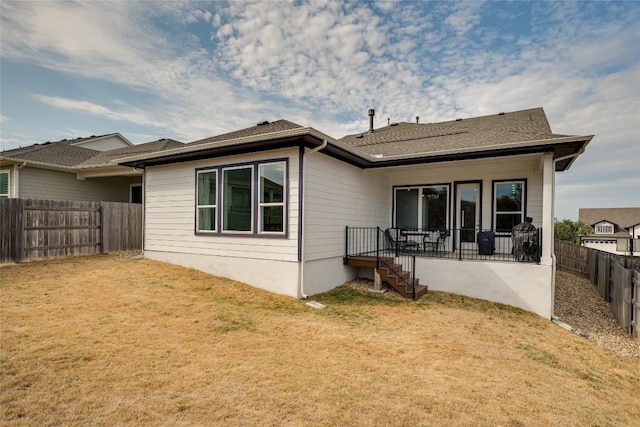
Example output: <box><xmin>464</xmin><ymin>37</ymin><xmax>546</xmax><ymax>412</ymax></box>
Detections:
<box><xmin>259</xmin><ymin>162</ymin><xmax>285</xmax><ymax>233</ymax></box>
<box><xmin>197</xmin><ymin>170</ymin><xmax>217</xmax><ymax>232</ymax></box>
<box><xmin>494</xmin><ymin>180</ymin><xmax>525</xmax><ymax>233</ymax></box>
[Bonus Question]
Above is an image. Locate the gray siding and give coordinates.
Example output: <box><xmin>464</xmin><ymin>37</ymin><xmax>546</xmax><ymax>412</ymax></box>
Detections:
<box><xmin>19</xmin><ymin>166</ymin><xmax>134</xmax><ymax>202</ymax></box>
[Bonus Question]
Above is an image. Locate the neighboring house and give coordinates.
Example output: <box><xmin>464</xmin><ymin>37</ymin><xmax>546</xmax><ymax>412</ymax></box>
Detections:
<box><xmin>0</xmin><ymin>134</ymin><xmax>183</xmax><ymax>203</ymax></box>
<box><xmin>119</xmin><ymin>107</ymin><xmax>593</xmax><ymax>318</ymax></box>
<box><xmin>579</xmin><ymin>208</ymin><xmax>640</xmax><ymax>256</ymax></box>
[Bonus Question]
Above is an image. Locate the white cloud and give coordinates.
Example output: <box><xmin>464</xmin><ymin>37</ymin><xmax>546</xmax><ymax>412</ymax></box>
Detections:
<box><xmin>1</xmin><ymin>0</ymin><xmax>638</xmax><ymax>217</ymax></box>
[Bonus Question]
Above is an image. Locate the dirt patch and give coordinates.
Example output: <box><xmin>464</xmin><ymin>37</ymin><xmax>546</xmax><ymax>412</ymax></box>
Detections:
<box><xmin>1</xmin><ymin>255</ymin><xmax>639</xmax><ymax>426</ymax></box>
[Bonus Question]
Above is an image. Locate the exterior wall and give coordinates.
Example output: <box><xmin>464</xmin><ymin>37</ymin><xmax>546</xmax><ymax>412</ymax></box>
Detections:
<box><xmin>386</xmin><ymin>154</ymin><xmax>545</xmax><ymax>229</ymax></box>
<box><xmin>301</xmin><ymin>150</ymin><xmax>390</xmax><ymax>295</ymax></box>
<box><xmin>73</xmin><ymin>135</ymin><xmax>130</xmax><ymax>151</ymax></box>
<box><xmin>143</xmin><ymin>147</ymin><xmax>300</xmax><ymax>296</ymax></box>
<box><xmin>18</xmin><ymin>166</ymin><xmax>132</xmax><ymax>202</ymax></box>
<box><xmin>416</xmin><ymin>258</ymin><xmax>553</xmax><ymax>318</ymax></box>
<box><xmin>144</xmin><ymin>250</ymin><xmax>300</xmax><ymax>297</ymax></box>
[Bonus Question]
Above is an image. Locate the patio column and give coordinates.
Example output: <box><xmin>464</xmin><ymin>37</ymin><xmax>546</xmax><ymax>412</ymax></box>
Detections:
<box><xmin>541</xmin><ymin>153</ymin><xmax>554</xmax><ymax>265</ymax></box>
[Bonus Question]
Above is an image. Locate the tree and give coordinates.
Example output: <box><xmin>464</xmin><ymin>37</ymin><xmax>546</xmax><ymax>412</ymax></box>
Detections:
<box><xmin>554</xmin><ymin>219</ymin><xmax>593</xmax><ymax>244</ymax></box>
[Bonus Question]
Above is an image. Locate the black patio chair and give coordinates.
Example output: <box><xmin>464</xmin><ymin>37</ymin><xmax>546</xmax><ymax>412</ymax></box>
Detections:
<box><xmin>384</xmin><ymin>228</ymin><xmax>420</xmax><ymax>254</ymax></box>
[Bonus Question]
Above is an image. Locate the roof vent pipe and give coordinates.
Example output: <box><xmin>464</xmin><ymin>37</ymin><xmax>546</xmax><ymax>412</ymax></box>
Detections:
<box><xmin>368</xmin><ymin>109</ymin><xmax>375</xmax><ymax>133</ymax></box>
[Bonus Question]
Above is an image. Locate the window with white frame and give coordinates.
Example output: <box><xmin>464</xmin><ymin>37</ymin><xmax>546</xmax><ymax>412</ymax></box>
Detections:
<box><xmin>595</xmin><ymin>223</ymin><xmax>614</xmax><ymax>234</ymax></box>
<box><xmin>259</xmin><ymin>162</ymin><xmax>285</xmax><ymax>233</ymax></box>
<box><xmin>394</xmin><ymin>185</ymin><xmax>449</xmax><ymax>231</ymax></box>
<box><xmin>494</xmin><ymin>180</ymin><xmax>525</xmax><ymax>233</ymax></box>
<box><xmin>197</xmin><ymin>170</ymin><xmax>217</xmax><ymax>232</ymax></box>
<box><xmin>0</xmin><ymin>171</ymin><xmax>9</xmax><ymax>198</ymax></box>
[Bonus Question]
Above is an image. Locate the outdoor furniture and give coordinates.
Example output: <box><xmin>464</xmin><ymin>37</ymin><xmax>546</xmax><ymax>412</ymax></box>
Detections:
<box><xmin>422</xmin><ymin>230</ymin><xmax>448</xmax><ymax>252</ymax></box>
<box><xmin>400</xmin><ymin>229</ymin><xmax>448</xmax><ymax>252</ymax></box>
<box><xmin>385</xmin><ymin>228</ymin><xmax>420</xmax><ymax>253</ymax></box>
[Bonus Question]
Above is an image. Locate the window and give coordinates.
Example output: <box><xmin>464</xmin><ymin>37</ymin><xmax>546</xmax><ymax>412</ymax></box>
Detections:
<box><xmin>223</xmin><ymin>166</ymin><xmax>253</xmax><ymax>232</ymax></box>
<box><xmin>494</xmin><ymin>180</ymin><xmax>525</xmax><ymax>233</ymax></box>
<box><xmin>595</xmin><ymin>223</ymin><xmax>614</xmax><ymax>234</ymax></box>
<box><xmin>197</xmin><ymin>170</ymin><xmax>217</xmax><ymax>232</ymax></box>
<box><xmin>130</xmin><ymin>184</ymin><xmax>142</xmax><ymax>204</ymax></box>
<box><xmin>196</xmin><ymin>159</ymin><xmax>287</xmax><ymax>236</ymax></box>
<box><xmin>259</xmin><ymin>162</ymin><xmax>285</xmax><ymax>233</ymax></box>
<box><xmin>394</xmin><ymin>185</ymin><xmax>449</xmax><ymax>231</ymax></box>
<box><xmin>0</xmin><ymin>171</ymin><xmax>9</xmax><ymax>198</ymax></box>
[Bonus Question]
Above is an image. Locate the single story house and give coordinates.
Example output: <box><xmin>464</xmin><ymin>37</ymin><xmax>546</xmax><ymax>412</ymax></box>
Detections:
<box><xmin>579</xmin><ymin>207</ymin><xmax>640</xmax><ymax>256</ymax></box>
<box><xmin>0</xmin><ymin>133</ymin><xmax>183</xmax><ymax>203</ymax></box>
<box><xmin>120</xmin><ymin>108</ymin><xmax>593</xmax><ymax>318</ymax></box>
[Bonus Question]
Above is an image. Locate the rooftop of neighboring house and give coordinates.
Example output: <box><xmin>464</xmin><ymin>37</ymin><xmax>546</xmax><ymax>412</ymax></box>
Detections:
<box><xmin>579</xmin><ymin>207</ymin><xmax>640</xmax><ymax>238</ymax></box>
<box><xmin>0</xmin><ymin>134</ymin><xmax>184</xmax><ymax>170</ymax></box>
<box><xmin>118</xmin><ymin>107</ymin><xmax>594</xmax><ymax>171</ymax></box>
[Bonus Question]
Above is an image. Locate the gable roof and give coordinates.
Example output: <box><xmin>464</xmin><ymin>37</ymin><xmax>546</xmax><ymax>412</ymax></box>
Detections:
<box><xmin>119</xmin><ymin>108</ymin><xmax>593</xmax><ymax>171</ymax></box>
<box><xmin>1</xmin><ymin>134</ymin><xmax>184</xmax><ymax>171</ymax></box>
<box><xmin>579</xmin><ymin>208</ymin><xmax>640</xmax><ymax>229</ymax></box>
<box><xmin>341</xmin><ymin>108</ymin><xmax>558</xmax><ymax>154</ymax></box>
<box><xmin>188</xmin><ymin>120</ymin><xmax>302</xmax><ymax>146</ymax></box>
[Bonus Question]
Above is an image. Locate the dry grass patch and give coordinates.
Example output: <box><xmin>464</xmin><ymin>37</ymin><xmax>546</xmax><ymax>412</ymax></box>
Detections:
<box><xmin>1</xmin><ymin>255</ymin><xmax>639</xmax><ymax>426</ymax></box>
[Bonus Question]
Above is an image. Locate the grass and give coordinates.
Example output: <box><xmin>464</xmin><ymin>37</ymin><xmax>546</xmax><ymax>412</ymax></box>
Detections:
<box><xmin>1</xmin><ymin>254</ymin><xmax>639</xmax><ymax>426</ymax></box>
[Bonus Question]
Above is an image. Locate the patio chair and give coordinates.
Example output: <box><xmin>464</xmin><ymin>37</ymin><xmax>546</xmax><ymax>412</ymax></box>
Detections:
<box><xmin>384</xmin><ymin>228</ymin><xmax>420</xmax><ymax>253</ymax></box>
<box><xmin>423</xmin><ymin>230</ymin><xmax>448</xmax><ymax>252</ymax></box>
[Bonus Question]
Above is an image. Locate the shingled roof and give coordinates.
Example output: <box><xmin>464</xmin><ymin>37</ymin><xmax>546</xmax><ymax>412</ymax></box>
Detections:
<box><xmin>579</xmin><ymin>208</ymin><xmax>640</xmax><ymax>229</ymax></box>
<box><xmin>1</xmin><ymin>134</ymin><xmax>184</xmax><ymax>170</ymax></box>
<box><xmin>119</xmin><ymin>107</ymin><xmax>593</xmax><ymax>171</ymax></box>
<box><xmin>188</xmin><ymin>120</ymin><xmax>302</xmax><ymax>146</ymax></box>
<box><xmin>340</xmin><ymin>108</ymin><xmax>568</xmax><ymax>158</ymax></box>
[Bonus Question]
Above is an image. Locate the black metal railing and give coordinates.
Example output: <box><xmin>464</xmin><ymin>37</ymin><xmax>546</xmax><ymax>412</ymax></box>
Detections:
<box><xmin>398</xmin><ymin>228</ymin><xmax>542</xmax><ymax>263</ymax></box>
<box><xmin>345</xmin><ymin>226</ymin><xmax>417</xmax><ymax>298</ymax></box>
<box><xmin>347</xmin><ymin>226</ymin><xmax>542</xmax><ymax>264</ymax></box>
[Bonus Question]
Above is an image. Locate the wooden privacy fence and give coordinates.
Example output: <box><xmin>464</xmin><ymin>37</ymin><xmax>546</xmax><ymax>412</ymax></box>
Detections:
<box><xmin>0</xmin><ymin>198</ymin><xmax>142</xmax><ymax>263</ymax></box>
<box><xmin>555</xmin><ymin>240</ymin><xmax>639</xmax><ymax>338</ymax></box>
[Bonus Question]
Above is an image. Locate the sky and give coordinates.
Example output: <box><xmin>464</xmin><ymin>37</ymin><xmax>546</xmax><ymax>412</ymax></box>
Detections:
<box><xmin>1</xmin><ymin>1</ymin><xmax>638</xmax><ymax>220</ymax></box>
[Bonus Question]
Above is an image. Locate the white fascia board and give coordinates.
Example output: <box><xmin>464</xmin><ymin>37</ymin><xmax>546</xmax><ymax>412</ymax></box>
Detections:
<box><xmin>76</xmin><ymin>166</ymin><xmax>141</xmax><ymax>179</ymax></box>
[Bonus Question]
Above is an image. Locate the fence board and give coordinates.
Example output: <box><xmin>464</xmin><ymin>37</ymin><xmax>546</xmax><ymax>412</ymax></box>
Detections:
<box><xmin>0</xmin><ymin>198</ymin><xmax>141</xmax><ymax>263</ymax></box>
<box><xmin>610</xmin><ymin>259</ymin><xmax>632</xmax><ymax>333</ymax></box>
<box><xmin>597</xmin><ymin>253</ymin><xmax>610</xmax><ymax>301</ymax></box>
<box><xmin>555</xmin><ymin>239</ymin><xmax>638</xmax><ymax>339</ymax></box>
<box><xmin>633</xmin><ymin>270</ymin><xmax>639</xmax><ymax>339</ymax></box>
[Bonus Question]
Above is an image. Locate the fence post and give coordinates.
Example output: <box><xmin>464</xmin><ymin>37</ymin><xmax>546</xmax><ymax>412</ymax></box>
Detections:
<box><xmin>99</xmin><ymin>202</ymin><xmax>105</xmax><ymax>254</ymax></box>
<box><xmin>14</xmin><ymin>198</ymin><xmax>25</xmax><ymax>262</ymax></box>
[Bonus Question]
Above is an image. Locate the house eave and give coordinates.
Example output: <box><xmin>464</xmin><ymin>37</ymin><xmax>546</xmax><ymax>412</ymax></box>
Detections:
<box><xmin>118</xmin><ymin>127</ymin><xmax>592</xmax><ymax>172</ymax></box>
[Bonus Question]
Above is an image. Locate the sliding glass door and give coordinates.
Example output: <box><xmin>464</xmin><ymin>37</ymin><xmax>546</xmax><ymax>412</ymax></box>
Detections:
<box><xmin>394</xmin><ymin>186</ymin><xmax>449</xmax><ymax>231</ymax></box>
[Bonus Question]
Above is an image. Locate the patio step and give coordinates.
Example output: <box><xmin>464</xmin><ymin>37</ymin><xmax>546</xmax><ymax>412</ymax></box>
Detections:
<box><xmin>343</xmin><ymin>255</ymin><xmax>427</xmax><ymax>300</ymax></box>
<box><xmin>377</xmin><ymin>267</ymin><xmax>427</xmax><ymax>299</ymax></box>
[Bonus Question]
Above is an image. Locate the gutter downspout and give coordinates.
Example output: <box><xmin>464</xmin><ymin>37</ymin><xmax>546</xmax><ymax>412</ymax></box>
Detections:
<box><xmin>299</xmin><ymin>139</ymin><xmax>328</xmax><ymax>299</ymax></box>
<box><xmin>133</xmin><ymin>167</ymin><xmax>145</xmax><ymax>256</ymax></box>
<box><xmin>550</xmin><ymin>147</ymin><xmax>585</xmax><ymax>322</ymax></box>
<box><xmin>14</xmin><ymin>162</ymin><xmax>27</xmax><ymax>198</ymax></box>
